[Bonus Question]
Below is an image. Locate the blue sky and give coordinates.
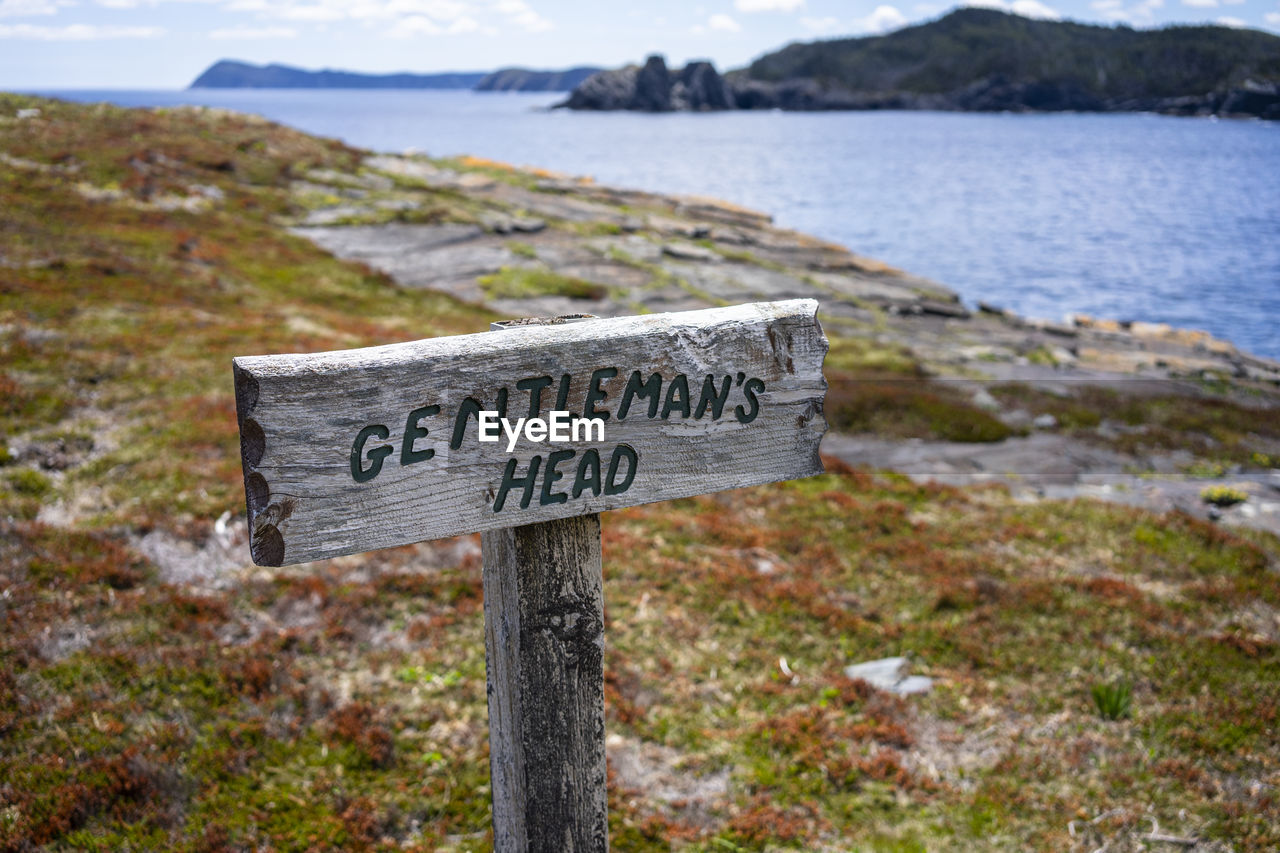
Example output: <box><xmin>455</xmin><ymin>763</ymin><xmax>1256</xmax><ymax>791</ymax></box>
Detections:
<box><xmin>2</xmin><ymin>0</ymin><xmax>1278</xmax><ymax>89</ymax></box>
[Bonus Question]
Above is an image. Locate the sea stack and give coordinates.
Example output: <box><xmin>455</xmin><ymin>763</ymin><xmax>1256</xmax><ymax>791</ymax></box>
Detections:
<box><xmin>559</xmin><ymin>55</ymin><xmax>735</xmax><ymax>112</ymax></box>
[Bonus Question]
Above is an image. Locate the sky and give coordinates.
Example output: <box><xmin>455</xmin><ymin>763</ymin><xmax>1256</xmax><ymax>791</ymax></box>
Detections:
<box><xmin>2</xmin><ymin>0</ymin><xmax>1279</xmax><ymax>89</ymax></box>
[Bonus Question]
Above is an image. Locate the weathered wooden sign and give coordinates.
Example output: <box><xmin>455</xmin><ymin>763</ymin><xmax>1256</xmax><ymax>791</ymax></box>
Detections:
<box><xmin>233</xmin><ymin>300</ymin><xmax>828</xmax><ymax>566</ymax></box>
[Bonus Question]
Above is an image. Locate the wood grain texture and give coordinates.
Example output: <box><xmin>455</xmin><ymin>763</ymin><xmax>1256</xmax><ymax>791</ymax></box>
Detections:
<box><xmin>483</xmin><ymin>515</ymin><xmax>607</xmax><ymax>853</ymax></box>
<box><xmin>233</xmin><ymin>300</ymin><xmax>827</xmax><ymax>566</ymax></box>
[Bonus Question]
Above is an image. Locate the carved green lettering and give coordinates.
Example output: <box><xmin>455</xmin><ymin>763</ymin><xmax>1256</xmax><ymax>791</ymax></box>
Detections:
<box><xmin>585</xmin><ymin>367</ymin><xmax>617</xmax><ymax>421</ymax></box>
<box><xmin>400</xmin><ymin>403</ymin><xmax>439</xmax><ymax>465</ymax></box>
<box><xmin>661</xmin><ymin>374</ymin><xmax>691</xmax><ymax>419</ymax></box>
<box><xmin>351</xmin><ymin>424</ymin><xmax>392</xmax><ymax>483</ymax></box>
<box><xmin>605</xmin><ymin>444</ymin><xmax>638</xmax><ymax>495</ymax></box>
<box><xmin>517</xmin><ymin>375</ymin><xmax>552</xmax><ymax>419</ymax></box>
<box><xmin>618</xmin><ymin>371</ymin><xmax>661</xmax><ymax>420</ymax></box>
<box><xmin>540</xmin><ymin>448</ymin><xmax>575</xmax><ymax>506</ymax></box>
<box><xmin>494</xmin><ymin>455</ymin><xmax>542</xmax><ymax>512</ymax></box>
<box><xmin>735</xmin><ymin>378</ymin><xmax>765</xmax><ymax>424</ymax></box>
<box><xmin>572</xmin><ymin>448</ymin><xmax>602</xmax><ymax>498</ymax></box>
<box><xmin>451</xmin><ymin>398</ymin><xmax>482</xmax><ymax>450</ymax></box>
<box><xmin>695</xmin><ymin>374</ymin><xmax>732</xmax><ymax>419</ymax></box>
<box><xmin>554</xmin><ymin>373</ymin><xmax>572</xmax><ymax>411</ymax></box>
<box><xmin>451</xmin><ymin>390</ymin><xmax>507</xmax><ymax>449</ymax></box>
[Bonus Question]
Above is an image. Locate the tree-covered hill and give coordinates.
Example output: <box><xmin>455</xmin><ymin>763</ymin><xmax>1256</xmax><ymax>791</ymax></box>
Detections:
<box><xmin>744</xmin><ymin>8</ymin><xmax>1280</xmax><ymax>100</ymax></box>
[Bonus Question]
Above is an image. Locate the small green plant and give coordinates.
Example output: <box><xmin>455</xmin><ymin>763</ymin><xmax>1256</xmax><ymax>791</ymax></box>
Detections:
<box><xmin>1186</xmin><ymin>459</ymin><xmax>1227</xmax><ymax>478</ymax></box>
<box><xmin>506</xmin><ymin>240</ymin><xmax>538</xmax><ymax>259</ymax></box>
<box><xmin>1025</xmin><ymin>346</ymin><xmax>1059</xmax><ymax>366</ymax></box>
<box><xmin>5</xmin><ymin>467</ymin><xmax>51</xmax><ymax>497</ymax></box>
<box><xmin>1200</xmin><ymin>485</ymin><xmax>1248</xmax><ymax>507</ymax></box>
<box><xmin>1091</xmin><ymin>679</ymin><xmax>1133</xmax><ymax>721</ymax></box>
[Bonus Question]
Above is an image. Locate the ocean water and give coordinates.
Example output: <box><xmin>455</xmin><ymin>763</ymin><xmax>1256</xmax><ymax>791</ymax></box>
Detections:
<box><xmin>39</xmin><ymin>89</ymin><xmax>1280</xmax><ymax>359</ymax></box>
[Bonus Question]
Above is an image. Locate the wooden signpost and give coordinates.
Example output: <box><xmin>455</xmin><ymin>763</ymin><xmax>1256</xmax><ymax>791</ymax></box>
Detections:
<box><xmin>233</xmin><ymin>299</ymin><xmax>828</xmax><ymax>851</ymax></box>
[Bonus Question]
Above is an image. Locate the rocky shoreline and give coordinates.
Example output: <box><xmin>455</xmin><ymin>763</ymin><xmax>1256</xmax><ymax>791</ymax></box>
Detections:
<box><xmin>285</xmin><ymin>149</ymin><xmax>1280</xmax><ymax>534</ymax></box>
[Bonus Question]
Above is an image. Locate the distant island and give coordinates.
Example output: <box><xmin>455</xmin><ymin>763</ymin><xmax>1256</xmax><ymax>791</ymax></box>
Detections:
<box><xmin>189</xmin><ymin>60</ymin><xmax>601</xmax><ymax>92</ymax></box>
<box><xmin>559</xmin><ymin>8</ymin><xmax>1280</xmax><ymax>119</ymax></box>
<box><xmin>474</xmin><ymin>67</ymin><xmax>604</xmax><ymax>92</ymax></box>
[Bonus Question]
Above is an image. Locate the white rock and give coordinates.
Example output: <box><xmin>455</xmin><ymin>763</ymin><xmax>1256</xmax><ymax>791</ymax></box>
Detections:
<box><xmin>971</xmin><ymin>389</ymin><xmax>1000</xmax><ymax>411</ymax></box>
<box><xmin>844</xmin><ymin>656</ymin><xmax>933</xmax><ymax>695</ymax></box>
<box><xmin>895</xmin><ymin>676</ymin><xmax>934</xmax><ymax>695</ymax></box>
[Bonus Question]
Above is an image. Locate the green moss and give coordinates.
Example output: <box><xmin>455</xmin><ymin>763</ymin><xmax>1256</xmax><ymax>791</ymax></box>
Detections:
<box><xmin>478</xmin><ymin>265</ymin><xmax>609</xmax><ymax>301</ymax></box>
<box><xmin>506</xmin><ymin>240</ymin><xmax>538</xmax><ymax>259</ymax></box>
<box><xmin>5</xmin><ymin>467</ymin><xmax>51</xmax><ymax>497</ymax></box>
<box><xmin>825</xmin><ymin>336</ymin><xmax>922</xmax><ymax>378</ymax></box>
<box><xmin>827</xmin><ymin>379</ymin><xmax>1014</xmax><ymax>442</ymax></box>
<box><xmin>714</xmin><ymin>245</ymin><xmax>788</xmax><ymax>272</ymax></box>
<box><xmin>1024</xmin><ymin>346</ymin><xmax>1059</xmax><ymax>366</ymax></box>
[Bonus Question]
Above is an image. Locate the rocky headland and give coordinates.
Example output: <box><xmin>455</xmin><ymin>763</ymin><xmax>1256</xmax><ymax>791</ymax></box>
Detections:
<box><xmin>559</xmin><ymin>8</ymin><xmax>1280</xmax><ymax>119</ymax></box>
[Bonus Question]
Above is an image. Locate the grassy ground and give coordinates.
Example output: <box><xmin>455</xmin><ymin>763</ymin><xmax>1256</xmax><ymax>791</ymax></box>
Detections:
<box><xmin>2</xmin><ymin>94</ymin><xmax>1278</xmax><ymax>851</ymax></box>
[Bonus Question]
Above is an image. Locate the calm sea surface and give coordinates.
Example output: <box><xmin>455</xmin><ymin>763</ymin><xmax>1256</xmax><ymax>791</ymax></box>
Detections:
<box><xmin>40</xmin><ymin>89</ymin><xmax>1280</xmax><ymax>359</ymax></box>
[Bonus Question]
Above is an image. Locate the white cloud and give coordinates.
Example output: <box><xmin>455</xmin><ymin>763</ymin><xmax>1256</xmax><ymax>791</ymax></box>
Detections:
<box><xmin>966</xmin><ymin>0</ymin><xmax>1060</xmax><ymax>19</ymax></box>
<box><xmin>1010</xmin><ymin>0</ymin><xmax>1060</xmax><ymax>17</ymax></box>
<box><xmin>799</xmin><ymin>14</ymin><xmax>840</xmax><ymax>33</ymax></box>
<box><xmin>734</xmin><ymin>0</ymin><xmax>804</xmax><ymax>12</ymax></box>
<box><xmin>0</xmin><ymin>22</ymin><xmax>165</xmax><ymax>37</ymax></box>
<box><xmin>1181</xmin><ymin>0</ymin><xmax>1217</xmax><ymax>7</ymax></box>
<box><xmin>386</xmin><ymin>13</ymin><xmax>439</xmax><ymax>34</ymax></box>
<box><xmin>851</xmin><ymin>4</ymin><xmax>907</xmax><ymax>32</ymax></box>
<box><xmin>0</xmin><ymin>0</ymin><xmax>64</xmax><ymax>16</ymax></box>
<box><xmin>221</xmin><ymin>0</ymin><xmax>541</xmax><ymax>36</ymax></box>
<box><xmin>708</xmin><ymin>12</ymin><xmax>740</xmax><ymax>31</ymax></box>
<box><xmin>1091</xmin><ymin>0</ymin><xmax>1162</xmax><ymax>23</ymax></box>
<box><xmin>1215</xmin><ymin>14</ymin><xmax>1244</xmax><ymax>25</ymax></box>
<box><xmin>209</xmin><ymin>25</ymin><xmax>297</xmax><ymax>37</ymax></box>
<box><xmin>274</xmin><ymin>4</ymin><xmax>345</xmax><ymax>21</ymax></box>
<box><xmin>1266</xmin><ymin>10</ymin><xmax>1280</xmax><ymax>25</ymax></box>
<box><xmin>493</xmin><ymin>0</ymin><xmax>551</xmax><ymax>31</ymax></box>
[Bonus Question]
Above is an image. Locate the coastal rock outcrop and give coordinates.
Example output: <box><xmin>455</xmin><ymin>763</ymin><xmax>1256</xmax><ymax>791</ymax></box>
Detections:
<box><xmin>561</xmin><ymin>55</ymin><xmax>735</xmax><ymax>112</ymax></box>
